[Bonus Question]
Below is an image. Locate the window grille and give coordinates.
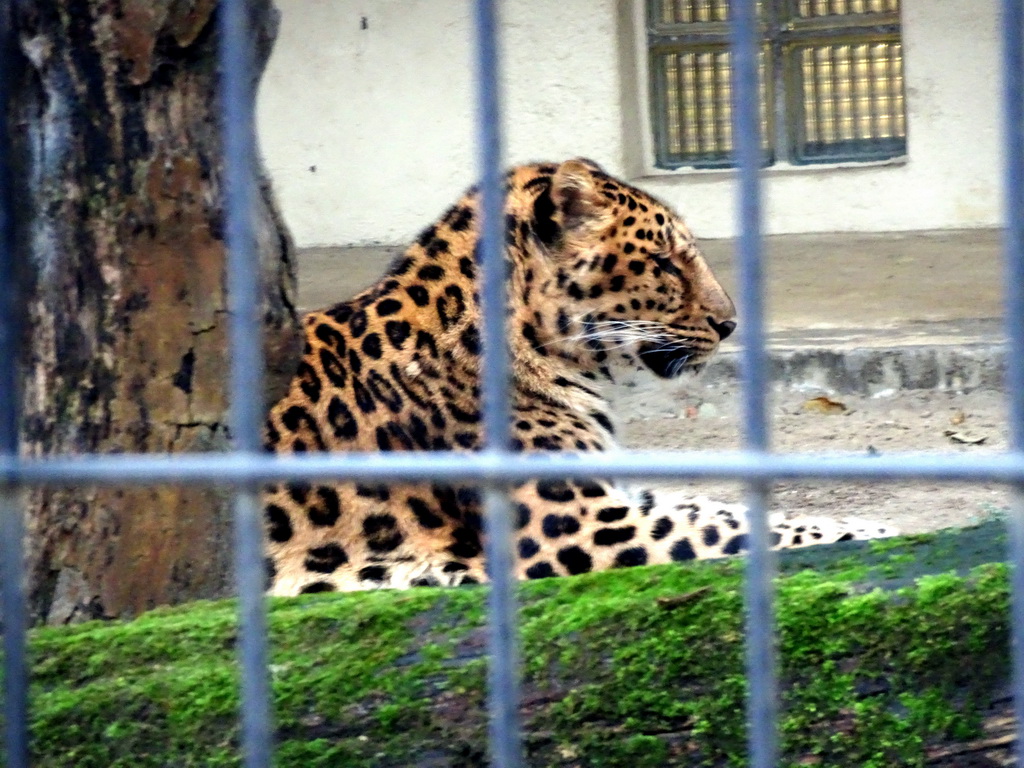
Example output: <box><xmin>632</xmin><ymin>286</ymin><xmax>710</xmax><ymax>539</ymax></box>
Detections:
<box><xmin>648</xmin><ymin>0</ymin><xmax>906</xmax><ymax>168</ymax></box>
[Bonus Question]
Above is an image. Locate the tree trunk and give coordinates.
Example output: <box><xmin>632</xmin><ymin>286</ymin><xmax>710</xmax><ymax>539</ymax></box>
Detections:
<box><xmin>9</xmin><ymin>1</ymin><xmax>300</xmax><ymax>624</ymax></box>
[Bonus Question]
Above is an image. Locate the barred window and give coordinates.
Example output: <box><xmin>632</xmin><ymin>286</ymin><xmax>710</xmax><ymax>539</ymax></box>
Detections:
<box><xmin>647</xmin><ymin>0</ymin><xmax>906</xmax><ymax>169</ymax></box>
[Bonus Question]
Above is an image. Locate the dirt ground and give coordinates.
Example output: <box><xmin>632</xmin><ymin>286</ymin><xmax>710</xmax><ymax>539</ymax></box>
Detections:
<box><xmin>615</xmin><ymin>383</ymin><xmax>1010</xmax><ymax>535</ymax></box>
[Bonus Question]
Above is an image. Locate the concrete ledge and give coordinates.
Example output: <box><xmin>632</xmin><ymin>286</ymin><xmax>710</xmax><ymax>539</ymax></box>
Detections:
<box><xmin>708</xmin><ymin>342</ymin><xmax>1006</xmax><ymax>395</ymax></box>
<box><xmin>697</xmin><ymin>317</ymin><xmax>1006</xmax><ymax>394</ymax></box>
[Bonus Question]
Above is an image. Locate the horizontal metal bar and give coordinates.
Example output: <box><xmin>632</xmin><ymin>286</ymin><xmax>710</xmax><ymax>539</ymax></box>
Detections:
<box><xmin>2</xmin><ymin>450</ymin><xmax>1024</xmax><ymax>486</ymax></box>
<box><xmin>650</xmin><ymin>24</ymin><xmax>901</xmax><ymax>47</ymax></box>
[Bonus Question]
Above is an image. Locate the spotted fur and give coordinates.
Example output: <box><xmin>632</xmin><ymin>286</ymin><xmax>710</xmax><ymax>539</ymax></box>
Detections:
<box><xmin>263</xmin><ymin>159</ymin><xmax>895</xmax><ymax>594</ymax></box>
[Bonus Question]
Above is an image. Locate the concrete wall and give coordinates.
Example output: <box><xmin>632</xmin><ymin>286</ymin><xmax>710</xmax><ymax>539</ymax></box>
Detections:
<box><xmin>257</xmin><ymin>0</ymin><xmax>1002</xmax><ymax>247</ymax></box>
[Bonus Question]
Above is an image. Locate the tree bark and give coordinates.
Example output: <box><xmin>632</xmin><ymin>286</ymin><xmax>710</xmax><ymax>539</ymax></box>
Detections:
<box><xmin>9</xmin><ymin>1</ymin><xmax>300</xmax><ymax>624</ymax></box>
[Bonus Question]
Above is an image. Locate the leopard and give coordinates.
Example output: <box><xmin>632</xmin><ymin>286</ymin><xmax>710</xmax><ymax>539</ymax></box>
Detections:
<box><xmin>263</xmin><ymin>158</ymin><xmax>895</xmax><ymax>595</ymax></box>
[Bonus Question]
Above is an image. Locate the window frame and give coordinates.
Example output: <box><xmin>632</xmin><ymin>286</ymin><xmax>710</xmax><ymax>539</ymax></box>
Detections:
<box><xmin>643</xmin><ymin>0</ymin><xmax>906</xmax><ymax>171</ymax></box>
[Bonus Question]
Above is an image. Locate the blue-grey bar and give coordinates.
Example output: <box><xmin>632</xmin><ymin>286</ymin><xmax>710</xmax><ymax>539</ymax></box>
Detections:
<box><xmin>219</xmin><ymin>1</ymin><xmax>272</xmax><ymax>766</ymax></box>
<box><xmin>4</xmin><ymin>450</ymin><xmax>1024</xmax><ymax>486</ymax></box>
<box><xmin>1002</xmin><ymin>0</ymin><xmax>1024</xmax><ymax>451</ymax></box>
<box><xmin>475</xmin><ymin>0</ymin><xmax>511</xmax><ymax>454</ymax></box>
<box><xmin>221</xmin><ymin>0</ymin><xmax>264</xmax><ymax>455</ymax></box>
<box><xmin>1000</xmin><ymin>0</ymin><xmax>1024</xmax><ymax>763</ymax></box>
<box><xmin>730</xmin><ymin>0</ymin><xmax>778</xmax><ymax>765</ymax></box>
<box><xmin>0</xmin><ymin>493</ymin><xmax>26</xmax><ymax>768</ymax></box>
<box><xmin>232</xmin><ymin>489</ymin><xmax>273</xmax><ymax>764</ymax></box>
<box><xmin>481</xmin><ymin>488</ymin><xmax>522</xmax><ymax>768</ymax></box>
<box><xmin>472</xmin><ymin>0</ymin><xmax>524</xmax><ymax>766</ymax></box>
<box><xmin>0</xmin><ymin>0</ymin><xmax>27</xmax><ymax>764</ymax></box>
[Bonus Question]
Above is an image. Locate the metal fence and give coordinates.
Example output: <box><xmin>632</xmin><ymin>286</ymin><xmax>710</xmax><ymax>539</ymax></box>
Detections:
<box><xmin>0</xmin><ymin>0</ymin><xmax>1022</xmax><ymax>766</ymax></box>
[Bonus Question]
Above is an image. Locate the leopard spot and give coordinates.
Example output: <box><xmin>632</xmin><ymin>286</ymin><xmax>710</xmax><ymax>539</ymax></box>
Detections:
<box><xmin>651</xmin><ymin>517</ymin><xmax>674</xmax><ymax>541</ymax></box>
<box><xmin>418</xmin><ymin>264</ymin><xmax>445</xmax><ymax>281</ymax></box>
<box><xmin>525</xmin><ymin>561</ymin><xmax>555</xmax><ymax>580</ymax></box>
<box><xmin>596</xmin><ymin>506</ymin><xmax>629</xmax><ymax>523</ymax></box>
<box><xmin>349</xmin><ymin>310</ymin><xmax>367</xmax><ymax>338</ymax></box>
<box><xmin>722</xmin><ymin>534</ymin><xmax>749</xmax><ymax>555</ymax></box>
<box><xmin>318</xmin><ymin>348</ymin><xmax>347</xmax><ymax>387</ymax></box>
<box><xmin>366</xmin><ymin>371</ymin><xmax>403</xmax><ymax>413</ymax></box>
<box><xmin>670</xmin><ymin>538</ymin><xmax>697</xmax><ymax>561</ymax></box>
<box><xmin>408</xmin><ymin>496</ymin><xmax>444</xmax><ymax>529</ymax></box>
<box><xmin>356</xmin><ymin>484</ymin><xmax>390</xmax><ymax>500</ymax></box>
<box><xmin>326</xmin><ymin>397</ymin><xmax>358</xmax><ymax>440</ymax></box>
<box><xmin>593</xmin><ymin>526</ymin><xmax>636</xmax><ymax>546</ymax></box>
<box><xmin>557</xmin><ymin>545</ymin><xmax>593</xmax><ymax>575</ymax></box>
<box><xmin>296</xmin><ymin>361</ymin><xmax>322</xmax><ymax>403</ymax></box>
<box><xmin>308</xmin><ymin>487</ymin><xmax>342</xmax><ymax>527</ymax></box>
<box><xmin>314</xmin><ymin>322</ymin><xmax>347</xmax><ymax>354</ymax></box>
<box><xmin>299</xmin><ymin>581</ymin><xmax>335</xmax><ymax>594</ymax></box>
<box><xmin>266</xmin><ymin>504</ymin><xmax>293</xmax><ymax>542</ymax></box>
<box><xmin>460</xmin><ymin>326</ymin><xmax>480</xmax><ymax>355</ymax></box>
<box><xmin>407</xmin><ymin>284</ymin><xmax>430</xmax><ymax>307</ymax></box>
<box><xmin>361</xmin><ymin>333</ymin><xmax>383</xmax><ymax>359</ymax></box>
<box><xmin>449</xmin><ymin>206</ymin><xmax>474</xmax><ymax>231</ymax></box>
<box><xmin>376</xmin><ymin>298</ymin><xmax>402</xmax><ymax>316</ymax></box>
<box><xmin>541</xmin><ymin>514</ymin><xmax>580</xmax><ymax>538</ymax></box>
<box><xmin>536</xmin><ymin>480</ymin><xmax>575</xmax><ymax>503</ymax></box>
<box><xmin>358</xmin><ymin>565</ymin><xmax>388</xmax><ymax>582</ymax></box>
<box><xmin>385</xmin><ymin>320</ymin><xmax>411</xmax><ymax>350</ymax></box>
<box><xmin>518</xmin><ymin>537</ymin><xmax>540</xmax><ymax>558</ymax></box>
<box><xmin>515</xmin><ymin>503</ymin><xmax>531</xmax><ymax>530</ymax></box>
<box><xmin>304</xmin><ymin>543</ymin><xmax>348</xmax><ymax>573</ymax></box>
<box><xmin>363</xmin><ymin>514</ymin><xmax>404</xmax><ymax>553</ymax></box>
<box><xmin>576</xmin><ymin>481</ymin><xmax>606</xmax><ymax>498</ymax></box>
<box><xmin>448</xmin><ymin>528</ymin><xmax>482</xmax><ymax>559</ymax></box>
<box><xmin>614</xmin><ymin>547</ymin><xmax>648</xmax><ymax>567</ymax></box>
<box><xmin>352</xmin><ymin>379</ymin><xmax>376</xmax><ymax>414</ymax></box>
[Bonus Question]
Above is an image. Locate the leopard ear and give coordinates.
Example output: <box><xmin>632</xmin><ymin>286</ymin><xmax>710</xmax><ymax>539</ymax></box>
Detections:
<box><xmin>550</xmin><ymin>158</ymin><xmax>609</xmax><ymax>230</ymax></box>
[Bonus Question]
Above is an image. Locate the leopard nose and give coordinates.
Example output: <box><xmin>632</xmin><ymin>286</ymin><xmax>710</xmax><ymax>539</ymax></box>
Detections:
<box><xmin>708</xmin><ymin>317</ymin><xmax>736</xmax><ymax>341</ymax></box>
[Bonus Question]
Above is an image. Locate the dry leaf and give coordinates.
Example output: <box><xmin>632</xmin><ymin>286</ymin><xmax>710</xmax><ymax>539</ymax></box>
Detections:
<box><xmin>656</xmin><ymin>586</ymin><xmax>712</xmax><ymax>610</ymax></box>
<box><xmin>949</xmin><ymin>410</ymin><xmax>966</xmax><ymax>426</ymax></box>
<box><xmin>944</xmin><ymin>430</ymin><xmax>988</xmax><ymax>445</ymax></box>
<box><xmin>802</xmin><ymin>396</ymin><xmax>848</xmax><ymax>415</ymax></box>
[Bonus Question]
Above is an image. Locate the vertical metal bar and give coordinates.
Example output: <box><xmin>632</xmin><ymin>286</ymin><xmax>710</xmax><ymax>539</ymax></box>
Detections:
<box><xmin>830</xmin><ymin>44</ymin><xmax>843</xmax><ymax>154</ymax></box>
<box><xmin>0</xmin><ymin>1</ymin><xmax>27</xmax><ymax>765</ymax></box>
<box><xmin>849</xmin><ymin>45</ymin><xmax>863</xmax><ymax>143</ymax></box>
<box><xmin>693</xmin><ymin>52</ymin><xmax>706</xmax><ymax>157</ymax></box>
<box><xmin>732</xmin><ymin>0</ymin><xmax>770</xmax><ymax>470</ymax></box>
<box><xmin>868</xmin><ymin>45</ymin><xmax>881</xmax><ymax>147</ymax></box>
<box><xmin>674</xmin><ymin>53</ymin><xmax>688</xmax><ymax>161</ymax></box>
<box><xmin>219</xmin><ymin>1</ymin><xmax>272</xmax><ymax>766</ymax></box>
<box><xmin>711</xmin><ymin>51</ymin><xmax>724</xmax><ymax>155</ymax></box>
<box><xmin>0</xmin><ymin>494</ymin><xmax>25</xmax><ymax>768</ymax></box>
<box><xmin>1000</xmin><ymin>1</ymin><xmax>1024</xmax><ymax>765</ymax></box>
<box><xmin>812</xmin><ymin>48</ymin><xmax>826</xmax><ymax>156</ymax></box>
<box><xmin>1004</xmin><ymin>2</ymin><xmax>1024</xmax><ymax>452</ymax></box>
<box><xmin>769</xmin><ymin>0</ymin><xmax>790</xmax><ymax>164</ymax></box>
<box><xmin>473</xmin><ymin>1</ymin><xmax>523</xmax><ymax>767</ymax></box>
<box><xmin>731</xmin><ymin>1</ymin><xmax>777</xmax><ymax>767</ymax></box>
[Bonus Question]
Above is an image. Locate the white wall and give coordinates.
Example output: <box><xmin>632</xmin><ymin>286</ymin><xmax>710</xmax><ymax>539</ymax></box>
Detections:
<box><xmin>257</xmin><ymin>0</ymin><xmax>1002</xmax><ymax>247</ymax></box>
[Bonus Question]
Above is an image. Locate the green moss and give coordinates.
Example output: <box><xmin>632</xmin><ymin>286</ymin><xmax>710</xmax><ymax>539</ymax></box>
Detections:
<box><xmin>5</xmin><ymin>525</ymin><xmax>1013</xmax><ymax>767</ymax></box>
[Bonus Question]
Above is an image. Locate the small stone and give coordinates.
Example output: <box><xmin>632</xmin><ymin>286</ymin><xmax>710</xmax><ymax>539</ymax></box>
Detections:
<box><xmin>697</xmin><ymin>402</ymin><xmax>719</xmax><ymax>418</ymax></box>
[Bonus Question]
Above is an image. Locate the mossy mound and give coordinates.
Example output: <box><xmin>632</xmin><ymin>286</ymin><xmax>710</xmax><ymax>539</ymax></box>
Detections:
<box><xmin>6</xmin><ymin>521</ymin><xmax>1014</xmax><ymax>767</ymax></box>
